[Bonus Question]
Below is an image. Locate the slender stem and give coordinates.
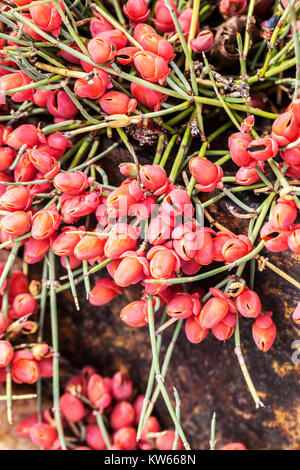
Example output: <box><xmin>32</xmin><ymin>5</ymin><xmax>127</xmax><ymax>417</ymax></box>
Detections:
<box><xmin>243</xmin><ymin>0</ymin><xmax>256</xmax><ymax>60</ymax></box>
<box><xmin>49</xmin><ymin>250</ymin><xmax>67</xmax><ymax>450</ymax></box>
<box><xmin>234</xmin><ymin>312</ymin><xmax>264</xmax><ymax>408</ymax></box>
<box><xmin>95</xmin><ymin>410</ymin><xmax>112</xmax><ymax>449</ymax></box>
<box><xmin>143</xmin><ymin>319</ymin><xmax>183</xmax><ymax>425</ymax></box>
<box><xmin>65</xmin><ymin>256</ymin><xmax>80</xmax><ymax>310</ymax></box>
<box><xmin>37</xmin><ymin>258</ymin><xmax>48</xmax><ymax>422</ymax></box>
<box><xmin>222</xmin><ymin>187</ymin><xmax>256</xmax><ymax>214</ymax></box>
<box><xmin>2</xmin><ymin>288</ymin><xmax>12</xmax><ymax>424</ymax></box>
<box><xmin>288</xmin><ymin>3</ymin><xmax>300</xmax><ymax>100</ymax></box>
<box><xmin>147</xmin><ymin>296</ymin><xmax>190</xmax><ymax>450</ymax></box>
<box><xmin>137</xmin><ymin>310</ymin><xmax>167</xmax><ymax>441</ymax></box>
<box><xmin>169</xmin><ymin>122</ymin><xmax>192</xmax><ymax>182</ymax></box>
<box><xmin>172</xmin><ymin>387</ymin><xmax>181</xmax><ymax>450</ymax></box>
<box><xmin>209</xmin><ymin>412</ymin><xmax>216</xmax><ymax>450</ymax></box>
<box><xmin>0</xmin><ymin>241</ymin><xmax>21</xmax><ymax>291</ymax></box>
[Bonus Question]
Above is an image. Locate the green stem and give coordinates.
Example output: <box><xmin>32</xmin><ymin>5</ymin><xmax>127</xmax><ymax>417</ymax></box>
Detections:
<box><xmin>234</xmin><ymin>312</ymin><xmax>264</xmax><ymax>408</ymax></box>
<box><xmin>169</xmin><ymin>122</ymin><xmax>192</xmax><ymax>182</ymax></box>
<box><xmin>143</xmin><ymin>319</ymin><xmax>183</xmax><ymax>425</ymax></box>
<box><xmin>288</xmin><ymin>3</ymin><xmax>300</xmax><ymax>99</ymax></box>
<box><xmin>209</xmin><ymin>412</ymin><xmax>216</xmax><ymax>450</ymax></box>
<box><xmin>95</xmin><ymin>410</ymin><xmax>112</xmax><ymax>449</ymax></box>
<box><xmin>49</xmin><ymin>250</ymin><xmax>67</xmax><ymax>450</ymax></box>
<box><xmin>137</xmin><ymin>310</ymin><xmax>167</xmax><ymax>441</ymax></box>
<box><xmin>147</xmin><ymin>296</ymin><xmax>190</xmax><ymax>450</ymax></box>
<box><xmin>172</xmin><ymin>387</ymin><xmax>181</xmax><ymax>450</ymax></box>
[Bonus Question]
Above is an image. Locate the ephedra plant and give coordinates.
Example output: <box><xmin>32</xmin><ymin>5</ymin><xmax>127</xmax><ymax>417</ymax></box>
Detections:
<box><xmin>0</xmin><ymin>0</ymin><xmax>298</xmax><ymax>450</ymax></box>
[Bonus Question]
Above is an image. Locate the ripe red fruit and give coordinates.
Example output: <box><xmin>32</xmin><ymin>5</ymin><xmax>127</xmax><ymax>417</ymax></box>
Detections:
<box><xmin>111</xmin><ymin>371</ymin><xmax>133</xmax><ymax>401</ymax></box>
<box><xmin>38</xmin><ymin>358</ymin><xmax>53</xmax><ymax>378</ymax></box>
<box><xmin>0</xmin><ymin>71</ymin><xmax>33</xmax><ymax>102</ymax></box>
<box><xmin>190</xmin><ymin>30</ymin><xmax>214</xmax><ymax>53</ymax></box>
<box><xmin>74</xmin><ymin>75</ymin><xmax>107</xmax><ymax>100</ymax></box>
<box><xmin>74</xmin><ymin>235</ymin><xmax>106</xmax><ymax>261</ymax></box>
<box><xmin>178</xmin><ymin>8</ymin><xmax>199</xmax><ymax>37</ymax></box>
<box><xmin>47</xmin><ymin>90</ymin><xmax>78</xmax><ymax>119</ymax></box>
<box><xmin>99</xmin><ymin>91</ymin><xmax>137</xmax><ymax>115</ymax></box>
<box><xmin>60</xmin><ymin>191</ymin><xmax>99</xmax><ymax>223</ymax></box>
<box><xmin>272</xmin><ymin>111</ymin><xmax>299</xmax><ymax>146</ymax></box>
<box><xmin>153</xmin><ymin>0</ymin><xmax>178</xmax><ymax>33</ymax></box>
<box><xmin>199</xmin><ymin>297</ymin><xmax>229</xmax><ymax>329</ymax></box>
<box><xmin>288</xmin><ymin>224</ymin><xmax>300</xmax><ymax>254</ymax></box>
<box><xmin>123</xmin><ymin>0</ymin><xmax>150</xmax><ymax>23</ymax></box>
<box><xmin>113</xmin><ymin>427</ymin><xmax>137</xmax><ymax>450</ymax></box>
<box><xmin>110</xmin><ymin>401</ymin><xmax>135</xmax><ymax>430</ymax></box>
<box><xmin>140</xmin><ymin>164</ymin><xmax>169</xmax><ymax>194</ymax></box>
<box><xmin>29</xmin><ymin>2</ymin><xmax>64</xmax><ymax>36</ymax></box>
<box><xmin>138</xmin><ymin>31</ymin><xmax>175</xmax><ymax>62</ymax></box>
<box><xmin>120</xmin><ymin>300</ymin><xmax>148</xmax><ymax>327</ymax></box>
<box><xmin>156</xmin><ymin>430</ymin><xmax>183</xmax><ymax>450</ymax></box>
<box><xmin>104</xmin><ymin>223</ymin><xmax>140</xmax><ymax>259</ymax></box>
<box><xmin>130</xmin><ymin>82</ymin><xmax>167</xmax><ymax>111</ymax></box>
<box><xmin>0</xmin><ymin>210</ymin><xmax>31</xmax><ymax>237</ymax></box>
<box><xmin>11</xmin><ymin>350</ymin><xmax>39</xmax><ymax>384</ymax></box>
<box><xmin>221</xmin><ymin>442</ymin><xmax>247</xmax><ymax>450</ymax></box>
<box><xmin>252</xmin><ymin>314</ymin><xmax>276</xmax><ymax>352</ymax></box>
<box><xmin>0</xmin><ymin>340</ymin><xmax>14</xmax><ymax>367</ymax></box>
<box><xmin>189</xmin><ymin>157</ymin><xmax>223</xmax><ymax>192</ymax></box>
<box><xmin>32</xmin><ymin>89</ymin><xmax>53</xmax><ymax>108</ymax></box>
<box><xmin>0</xmin><ymin>313</ymin><xmax>7</xmax><ymax>335</ymax></box>
<box><xmin>59</xmin><ymin>393</ymin><xmax>86</xmax><ymax>423</ymax></box>
<box><xmin>88</xmin><ymin>278</ymin><xmax>122</xmax><ymax>306</ymax></box>
<box><xmin>90</xmin><ymin>15</ymin><xmax>113</xmax><ymax>37</ymax></box>
<box><xmin>24</xmin><ymin>237</ymin><xmax>50</xmax><ymax>264</ymax></box>
<box><xmin>0</xmin><ymin>185</ymin><xmax>31</xmax><ymax>212</ymax></box>
<box><xmin>28</xmin><ymin>149</ymin><xmax>60</xmax><ymax>179</ymax></box>
<box><xmin>167</xmin><ymin>292</ymin><xmax>201</xmax><ymax>319</ymax></box>
<box><xmin>114</xmin><ymin>252</ymin><xmax>149</xmax><ymax>287</ymax></box>
<box><xmin>15</xmin><ymin>414</ymin><xmax>39</xmax><ymax>437</ymax></box>
<box><xmin>147</xmin><ymin>245</ymin><xmax>181</xmax><ymax>280</ymax></box>
<box><xmin>228</xmin><ymin>132</ymin><xmax>253</xmax><ymax>167</ymax></box>
<box><xmin>29</xmin><ymin>423</ymin><xmax>57</xmax><ymax>449</ymax></box>
<box><xmin>133</xmin><ymin>51</ymin><xmax>170</xmax><ymax>85</ymax></box>
<box><xmin>51</xmin><ymin>226</ymin><xmax>81</xmax><ymax>257</ymax></box>
<box><xmin>6</xmin><ymin>124</ymin><xmax>41</xmax><ymax>150</ymax></box>
<box><xmin>87</xmin><ymin>37</ymin><xmax>115</xmax><ymax>64</ymax></box>
<box><xmin>87</xmin><ymin>374</ymin><xmax>112</xmax><ymax>409</ymax></box>
<box><xmin>236</xmin><ymin>289</ymin><xmax>261</xmax><ymax>318</ymax></box>
<box><xmin>31</xmin><ymin>204</ymin><xmax>60</xmax><ymax>240</ymax></box>
<box><xmin>222</xmin><ymin>235</ymin><xmax>252</xmax><ymax>263</ymax></box>
<box><xmin>260</xmin><ymin>221</ymin><xmax>290</xmax><ymax>252</ymax></box>
<box><xmin>219</xmin><ymin>0</ymin><xmax>247</xmax><ymax>17</ymax></box>
<box><xmin>211</xmin><ymin>313</ymin><xmax>236</xmax><ymax>341</ymax></box>
<box><xmin>12</xmin><ymin>292</ymin><xmax>37</xmax><ymax>318</ymax></box>
<box><xmin>185</xmin><ymin>315</ymin><xmax>209</xmax><ymax>344</ymax></box>
<box><xmin>271</xmin><ymin>199</ymin><xmax>297</xmax><ymax>231</ymax></box>
<box><xmin>0</xmin><ymin>147</ymin><xmax>15</xmax><ymax>171</ymax></box>
<box><xmin>235</xmin><ymin>166</ymin><xmax>261</xmax><ymax>185</ymax></box>
<box><xmin>246</xmin><ymin>135</ymin><xmax>279</xmax><ymax>161</ymax></box>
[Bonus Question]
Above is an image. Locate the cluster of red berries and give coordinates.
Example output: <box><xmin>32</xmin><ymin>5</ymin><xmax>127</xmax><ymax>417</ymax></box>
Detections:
<box><xmin>0</xmin><ymin>1</ymin><xmax>216</xmax><ymax>117</ymax></box>
<box><xmin>15</xmin><ymin>366</ymin><xmax>183</xmax><ymax>450</ymax></box>
<box><xmin>229</xmin><ymin>100</ymin><xmax>300</xmax><ymax>185</ymax></box>
<box><xmin>0</xmin><ymin>268</ymin><xmax>53</xmax><ymax>385</ymax></box>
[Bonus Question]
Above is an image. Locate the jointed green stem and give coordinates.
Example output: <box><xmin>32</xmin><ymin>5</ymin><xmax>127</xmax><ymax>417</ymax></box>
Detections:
<box><xmin>49</xmin><ymin>250</ymin><xmax>67</xmax><ymax>450</ymax></box>
<box><xmin>147</xmin><ymin>296</ymin><xmax>190</xmax><ymax>450</ymax></box>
